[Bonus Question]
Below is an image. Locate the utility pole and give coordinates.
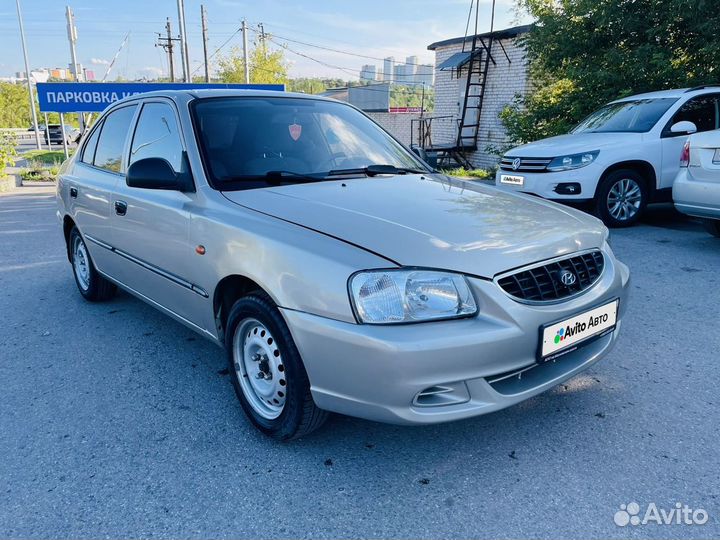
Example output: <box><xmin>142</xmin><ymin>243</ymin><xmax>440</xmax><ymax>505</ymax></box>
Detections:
<box><xmin>15</xmin><ymin>0</ymin><xmax>41</xmax><ymax>149</ymax></box>
<box><xmin>66</xmin><ymin>5</ymin><xmax>84</xmax><ymax>131</ymax></box>
<box><xmin>242</xmin><ymin>19</ymin><xmax>250</xmax><ymax>84</ymax></box>
<box><xmin>201</xmin><ymin>5</ymin><xmax>209</xmax><ymax>82</ymax></box>
<box><xmin>155</xmin><ymin>18</ymin><xmax>177</xmax><ymax>82</ymax></box>
<box><xmin>176</xmin><ymin>0</ymin><xmax>190</xmax><ymax>82</ymax></box>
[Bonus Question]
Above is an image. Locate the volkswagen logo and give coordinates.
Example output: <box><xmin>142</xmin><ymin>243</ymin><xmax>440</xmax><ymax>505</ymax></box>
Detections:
<box><xmin>512</xmin><ymin>157</ymin><xmax>522</xmax><ymax>171</ymax></box>
<box><xmin>557</xmin><ymin>269</ymin><xmax>577</xmax><ymax>287</ymax></box>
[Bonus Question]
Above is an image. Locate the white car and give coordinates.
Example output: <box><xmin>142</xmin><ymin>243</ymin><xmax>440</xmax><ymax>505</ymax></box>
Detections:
<box><xmin>496</xmin><ymin>86</ymin><xmax>720</xmax><ymax>227</ymax></box>
<box><xmin>673</xmin><ymin>129</ymin><xmax>720</xmax><ymax>237</ymax></box>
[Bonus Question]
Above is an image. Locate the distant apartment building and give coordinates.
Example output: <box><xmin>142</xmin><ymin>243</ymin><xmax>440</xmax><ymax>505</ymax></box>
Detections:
<box><xmin>415</xmin><ymin>64</ymin><xmax>434</xmax><ymax>87</ymax></box>
<box><xmin>383</xmin><ymin>57</ymin><xmax>394</xmax><ymax>82</ymax></box>
<box><xmin>360</xmin><ymin>64</ymin><xmax>377</xmax><ymax>82</ymax></box>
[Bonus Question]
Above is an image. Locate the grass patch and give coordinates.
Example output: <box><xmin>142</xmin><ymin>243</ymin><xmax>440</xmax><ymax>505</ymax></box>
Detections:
<box><xmin>21</xmin><ymin>149</ymin><xmax>72</xmax><ymax>165</ymax></box>
<box><xmin>440</xmin><ymin>167</ymin><xmax>493</xmax><ymax>179</ymax></box>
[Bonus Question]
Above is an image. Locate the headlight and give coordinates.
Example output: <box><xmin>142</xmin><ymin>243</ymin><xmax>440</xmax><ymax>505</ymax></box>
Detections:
<box><xmin>547</xmin><ymin>150</ymin><xmax>599</xmax><ymax>172</ymax></box>
<box><xmin>349</xmin><ymin>269</ymin><xmax>477</xmax><ymax>324</ymax></box>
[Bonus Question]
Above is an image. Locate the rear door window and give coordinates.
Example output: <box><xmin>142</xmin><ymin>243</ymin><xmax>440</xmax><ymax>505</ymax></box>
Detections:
<box><xmin>81</xmin><ymin>122</ymin><xmax>102</xmax><ymax>164</ymax></box>
<box><xmin>93</xmin><ymin>105</ymin><xmax>137</xmax><ymax>172</ymax></box>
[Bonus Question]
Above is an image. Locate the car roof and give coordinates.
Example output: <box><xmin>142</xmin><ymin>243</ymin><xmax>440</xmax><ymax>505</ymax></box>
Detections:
<box><xmin>111</xmin><ymin>88</ymin><xmax>336</xmax><ymax>106</ymax></box>
<box><xmin>612</xmin><ymin>86</ymin><xmax>720</xmax><ymax>102</ymax></box>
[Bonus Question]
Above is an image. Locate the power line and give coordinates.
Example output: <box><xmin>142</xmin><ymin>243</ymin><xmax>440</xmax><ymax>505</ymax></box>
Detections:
<box><xmin>257</xmin><ymin>23</ymin><xmax>433</xmax><ymax>68</ymax></box>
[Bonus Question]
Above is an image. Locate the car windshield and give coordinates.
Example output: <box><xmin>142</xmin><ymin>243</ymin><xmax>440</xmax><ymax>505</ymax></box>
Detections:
<box><xmin>572</xmin><ymin>98</ymin><xmax>678</xmax><ymax>134</ymax></box>
<box><xmin>192</xmin><ymin>96</ymin><xmax>427</xmax><ymax>190</ymax></box>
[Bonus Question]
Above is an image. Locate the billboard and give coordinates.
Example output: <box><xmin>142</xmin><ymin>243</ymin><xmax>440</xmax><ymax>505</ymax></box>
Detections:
<box><xmin>36</xmin><ymin>82</ymin><xmax>285</xmax><ymax>113</ymax></box>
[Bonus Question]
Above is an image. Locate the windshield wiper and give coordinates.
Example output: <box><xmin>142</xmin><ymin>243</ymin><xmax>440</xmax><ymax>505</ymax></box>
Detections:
<box><xmin>326</xmin><ymin>164</ymin><xmax>427</xmax><ymax>177</ymax></box>
<box><xmin>219</xmin><ymin>170</ymin><xmax>326</xmax><ymax>185</ymax></box>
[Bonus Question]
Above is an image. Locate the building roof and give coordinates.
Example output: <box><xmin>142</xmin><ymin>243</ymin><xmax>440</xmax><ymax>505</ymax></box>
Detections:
<box><xmin>427</xmin><ymin>24</ymin><xmax>533</xmax><ymax>50</ymax></box>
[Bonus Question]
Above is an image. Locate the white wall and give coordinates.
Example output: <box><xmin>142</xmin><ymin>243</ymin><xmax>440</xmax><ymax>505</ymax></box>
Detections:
<box><xmin>432</xmin><ymin>35</ymin><xmax>530</xmax><ymax>168</ymax></box>
<box><xmin>366</xmin><ymin>112</ymin><xmax>422</xmax><ymax>147</ymax></box>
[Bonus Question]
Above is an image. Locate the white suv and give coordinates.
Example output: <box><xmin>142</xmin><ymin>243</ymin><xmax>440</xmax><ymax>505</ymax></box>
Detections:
<box><xmin>495</xmin><ymin>86</ymin><xmax>720</xmax><ymax>227</ymax></box>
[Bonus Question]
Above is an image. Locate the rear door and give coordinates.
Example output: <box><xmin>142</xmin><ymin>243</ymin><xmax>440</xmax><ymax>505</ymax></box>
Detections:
<box><xmin>660</xmin><ymin>93</ymin><xmax>720</xmax><ymax>188</ymax></box>
<box><xmin>109</xmin><ymin>99</ymin><xmax>207</xmax><ymax>326</ymax></box>
<box><xmin>65</xmin><ymin>104</ymin><xmax>137</xmax><ymax>273</ymax></box>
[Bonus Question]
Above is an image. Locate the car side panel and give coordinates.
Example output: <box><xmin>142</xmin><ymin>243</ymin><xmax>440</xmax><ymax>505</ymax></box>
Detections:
<box><xmin>63</xmin><ymin>161</ymin><xmax>121</xmax><ymax>272</ymax></box>
<box><xmin>183</xmin><ymin>188</ymin><xmax>393</xmax><ymax>335</ymax></box>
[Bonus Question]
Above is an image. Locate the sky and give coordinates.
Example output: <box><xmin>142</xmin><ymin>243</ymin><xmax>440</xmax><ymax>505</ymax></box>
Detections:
<box><xmin>1</xmin><ymin>0</ymin><xmax>532</xmax><ymax>81</ymax></box>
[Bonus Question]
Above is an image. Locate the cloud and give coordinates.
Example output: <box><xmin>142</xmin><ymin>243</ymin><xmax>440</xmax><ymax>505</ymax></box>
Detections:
<box><xmin>138</xmin><ymin>66</ymin><xmax>163</xmax><ymax>78</ymax></box>
<box><xmin>90</xmin><ymin>58</ymin><xmax>111</xmax><ymax>65</ymax></box>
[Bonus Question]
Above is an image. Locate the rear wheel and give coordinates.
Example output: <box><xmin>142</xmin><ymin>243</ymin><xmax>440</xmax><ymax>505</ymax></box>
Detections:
<box><xmin>69</xmin><ymin>227</ymin><xmax>116</xmax><ymax>301</ymax></box>
<box><xmin>225</xmin><ymin>293</ymin><xmax>328</xmax><ymax>440</ymax></box>
<box><xmin>704</xmin><ymin>219</ymin><xmax>720</xmax><ymax>238</ymax></box>
<box><xmin>595</xmin><ymin>169</ymin><xmax>648</xmax><ymax>227</ymax></box>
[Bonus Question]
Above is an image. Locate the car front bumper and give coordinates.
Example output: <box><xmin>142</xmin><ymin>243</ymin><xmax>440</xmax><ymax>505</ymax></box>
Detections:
<box><xmin>495</xmin><ymin>164</ymin><xmax>604</xmax><ymax>201</ymax></box>
<box><xmin>673</xmin><ymin>168</ymin><xmax>720</xmax><ymax>219</ymax></box>
<box><xmin>282</xmin><ymin>250</ymin><xmax>630</xmax><ymax>425</ymax></box>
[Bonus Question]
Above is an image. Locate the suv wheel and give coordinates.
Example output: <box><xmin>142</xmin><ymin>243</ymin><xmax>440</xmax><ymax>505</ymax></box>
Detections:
<box><xmin>225</xmin><ymin>293</ymin><xmax>328</xmax><ymax>440</ymax></box>
<box><xmin>595</xmin><ymin>169</ymin><xmax>648</xmax><ymax>227</ymax></box>
<box><xmin>704</xmin><ymin>219</ymin><xmax>720</xmax><ymax>238</ymax></box>
<box><xmin>69</xmin><ymin>227</ymin><xmax>117</xmax><ymax>301</ymax></box>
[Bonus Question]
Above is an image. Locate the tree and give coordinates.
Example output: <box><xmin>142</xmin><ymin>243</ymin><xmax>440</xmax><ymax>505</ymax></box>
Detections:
<box><xmin>0</xmin><ymin>82</ymin><xmax>33</xmax><ymax>128</ymax></box>
<box><xmin>218</xmin><ymin>37</ymin><xmax>289</xmax><ymax>85</ymax></box>
<box><xmin>502</xmin><ymin>0</ymin><xmax>720</xmax><ymax>145</ymax></box>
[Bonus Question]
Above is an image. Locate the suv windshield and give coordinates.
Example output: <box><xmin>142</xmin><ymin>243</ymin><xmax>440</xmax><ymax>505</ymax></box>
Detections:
<box><xmin>192</xmin><ymin>96</ymin><xmax>427</xmax><ymax>190</ymax></box>
<box><xmin>572</xmin><ymin>98</ymin><xmax>678</xmax><ymax>134</ymax></box>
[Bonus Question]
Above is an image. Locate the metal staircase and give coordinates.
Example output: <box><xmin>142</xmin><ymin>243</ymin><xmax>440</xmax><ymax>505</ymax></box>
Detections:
<box><xmin>456</xmin><ymin>29</ymin><xmax>495</xmax><ymax>153</ymax></box>
<box><xmin>411</xmin><ymin>0</ymin><xmax>510</xmax><ymax>169</ymax></box>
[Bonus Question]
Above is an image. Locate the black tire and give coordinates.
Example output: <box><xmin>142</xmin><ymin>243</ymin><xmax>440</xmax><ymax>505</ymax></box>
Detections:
<box><xmin>225</xmin><ymin>293</ymin><xmax>328</xmax><ymax>440</ymax></box>
<box><xmin>704</xmin><ymin>219</ymin><xmax>720</xmax><ymax>238</ymax></box>
<box><xmin>68</xmin><ymin>227</ymin><xmax>116</xmax><ymax>301</ymax></box>
<box><xmin>594</xmin><ymin>169</ymin><xmax>648</xmax><ymax>228</ymax></box>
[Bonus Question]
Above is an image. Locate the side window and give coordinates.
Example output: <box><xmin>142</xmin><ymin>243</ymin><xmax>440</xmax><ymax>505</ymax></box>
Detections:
<box><xmin>80</xmin><ymin>121</ymin><xmax>102</xmax><ymax>164</ymax></box>
<box><xmin>93</xmin><ymin>105</ymin><xmax>137</xmax><ymax>172</ymax></box>
<box><xmin>130</xmin><ymin>102</ymin><xmax>183</xmax><ymax>172</ymax></box>
<box><xmin>670</xmin><ymin>95</ymin><xmax>719</xmax><ymax>133</ymax></box>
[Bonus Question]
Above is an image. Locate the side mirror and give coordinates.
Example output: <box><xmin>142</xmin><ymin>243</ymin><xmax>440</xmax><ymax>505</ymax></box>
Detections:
<box><xmin>670</xmin><ymin>121</ymin><xmax>698</xmax><ymax>135</ymax></box>
<box><xmin>411</xmin><ymin>146</ymin><xmax>428</xmax><ymax>161</ymax></box>
<box><xmin>126</xmin><ymin>157</ymin><xmax>194</xmax><ymax>192</ymax></box>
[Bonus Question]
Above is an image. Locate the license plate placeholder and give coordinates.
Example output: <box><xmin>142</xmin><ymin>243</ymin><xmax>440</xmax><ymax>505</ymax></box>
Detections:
<box><xmin>538</xmin><ymin>299</ymin><xmax>619</xmax><ymax>363</ymax></box>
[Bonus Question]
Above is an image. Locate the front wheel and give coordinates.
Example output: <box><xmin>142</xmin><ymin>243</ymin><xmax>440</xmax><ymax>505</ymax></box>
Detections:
<box><xmin>225</xmin><ymin>293</ymin><xmax>328</xmax><ymax>440</ymax></box>
<box><xmin>704</xmin><ymin>219</ymin><xmax>720</xmax><ymax>238</ymax></box>
<box><xmin>595</xmin><ymin>170</ymin><xmax>648</xmax><ymax>227</ymax></box>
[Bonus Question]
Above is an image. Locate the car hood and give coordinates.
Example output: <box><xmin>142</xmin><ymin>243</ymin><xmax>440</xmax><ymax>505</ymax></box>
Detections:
<box><xmin>222</xmin><ymin>175</ymin><xmax>605</xmax><ymax>278</ymax></box>
<box><xmin>507</xmin><ymin>132</ymin><xmax>644</xmax><ymax>157</ymax></box>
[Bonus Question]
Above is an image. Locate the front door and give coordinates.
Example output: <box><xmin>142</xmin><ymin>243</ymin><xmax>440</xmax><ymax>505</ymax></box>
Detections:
<box><xmin>109</xmin><ymin>100</ymin><xmax>207</xmax><ymax>327</ymax></box>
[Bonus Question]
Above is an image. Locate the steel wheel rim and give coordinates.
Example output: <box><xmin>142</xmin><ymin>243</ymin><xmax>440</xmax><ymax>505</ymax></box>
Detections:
<box><xmin>232</xmin><ymin>318</ymin><xmax>286</xmax><ymax>420</ymax></box>
<box><xmin>72</xmin><ymin>236</ymin><xmax>91</xmax><ymax>291</ymax></box>
<box><xmin>607</xmin><ymin>178</ymin><xmax>642</xmax><ymax>221</ymax></box>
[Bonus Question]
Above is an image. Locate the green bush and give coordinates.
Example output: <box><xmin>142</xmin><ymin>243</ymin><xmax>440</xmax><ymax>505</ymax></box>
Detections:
<box><xmin>0</xmin><ymin>131</ymin><xmax>17</xmax><ymax>177</ymax></box>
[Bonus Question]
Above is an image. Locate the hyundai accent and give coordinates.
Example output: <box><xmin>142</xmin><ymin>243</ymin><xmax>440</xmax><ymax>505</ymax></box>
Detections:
<box><xmin>57</xmin><ymin>90</ymin><xmax>630</xmax><ymax>439</ymax></box>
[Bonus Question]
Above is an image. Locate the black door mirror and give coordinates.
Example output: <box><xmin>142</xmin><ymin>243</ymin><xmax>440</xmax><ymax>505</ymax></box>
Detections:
<box><xmin>126</xmin><ymin>157</ymin><xmax>194</xmax><ymax>192</ymax></box>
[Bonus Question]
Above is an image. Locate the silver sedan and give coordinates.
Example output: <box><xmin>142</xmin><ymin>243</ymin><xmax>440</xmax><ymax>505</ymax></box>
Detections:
<box><xmin>673</xmin><ymin>129</ymin><xmax>720</xmax><ymax>237</ymax></box>
<box><xmin>57</xmin><ymin>89</ymin><xmax>630</xmax><ymax>440</ymax></box>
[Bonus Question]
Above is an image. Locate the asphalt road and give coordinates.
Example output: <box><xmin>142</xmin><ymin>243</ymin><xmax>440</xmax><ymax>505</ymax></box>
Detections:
<box><xmin>1</xmin><ymin>187</ymin><xmax>718</xmax><ymax>539</ymax></box>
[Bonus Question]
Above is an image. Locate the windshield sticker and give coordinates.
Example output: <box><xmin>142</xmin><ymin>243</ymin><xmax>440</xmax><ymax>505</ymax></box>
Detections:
<box><xmin>289</xmin><ymin>123</ymin><xmax>302</xmax><ymax>141</ymax></box>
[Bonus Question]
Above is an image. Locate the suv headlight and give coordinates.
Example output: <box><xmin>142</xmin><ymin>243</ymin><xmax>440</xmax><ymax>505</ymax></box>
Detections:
<box><xmin>349</xmin><ymin>269</ymin><xmax>477</xmax><ymax>324</ymax></box>
<box><xmin>547</xmin><ymin>150</ymin><xmax>599</xmax><ymax>172</ymax></box>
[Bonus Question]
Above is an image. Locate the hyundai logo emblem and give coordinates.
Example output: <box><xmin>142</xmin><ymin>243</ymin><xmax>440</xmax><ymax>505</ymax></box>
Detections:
<box><xmin>558</xmin><ymin>269</ymin><xmax>577</xmax><ymax>286</ymax></box>
<box><xmin>512</xmin><ymin>157</ymin><xmax>521</xmax><ymax>170</ymax></box>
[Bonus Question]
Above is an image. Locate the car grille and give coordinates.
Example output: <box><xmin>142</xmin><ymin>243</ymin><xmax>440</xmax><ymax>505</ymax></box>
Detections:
<box><xmin>497</xmin><ymin>251</ymin><xmax>605</xmax><ymax>302</ymax></box>
<box><xmin>499</xmin><ymin>156</ymin><xmax>552</xmax><ymax>173</ymax></box>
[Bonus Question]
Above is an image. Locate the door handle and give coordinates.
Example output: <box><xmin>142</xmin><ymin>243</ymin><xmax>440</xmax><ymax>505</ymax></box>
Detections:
<box><xmin>114</xmin><ymin>200</ymin><xmax>128</xmax><ymax>216</ymax></box>
<box><xmin>69</xmin><ymin>187</ymin><xmax>78</xmax><ymax>198</ymax></box>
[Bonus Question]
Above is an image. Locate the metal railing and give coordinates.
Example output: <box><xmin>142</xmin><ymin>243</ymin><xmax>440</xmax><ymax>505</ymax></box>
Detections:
<box><xmin>410</xmin><ymin>115</ymin><xmax>460</xmax><ymax>150</ymax></box>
